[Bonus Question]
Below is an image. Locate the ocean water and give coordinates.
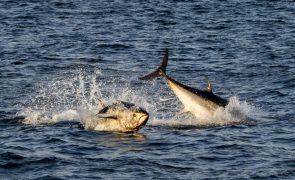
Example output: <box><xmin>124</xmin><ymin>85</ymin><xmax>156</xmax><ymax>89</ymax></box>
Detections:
<box><xmin>1</xmin><ymin>0</ymin><xmax>295</xmax><ymax>179</ymax></box>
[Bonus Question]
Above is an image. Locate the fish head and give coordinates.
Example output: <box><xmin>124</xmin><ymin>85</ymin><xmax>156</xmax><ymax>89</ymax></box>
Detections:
<box><xmin>126</xmin><ymin>107</ymin><xmax>149</xmax><ymax>131</ymax></box>
<box><xmin>99</xmin><ymin>101</ymin><xmax>149</xmax><ymax>132</ymax></box>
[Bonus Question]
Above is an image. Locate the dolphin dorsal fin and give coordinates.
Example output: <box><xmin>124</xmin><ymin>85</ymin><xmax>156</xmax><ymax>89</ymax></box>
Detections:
<box><xmin>207</xmin><ymin>80</ymin><xmax>212</xmax><ymax>93</ymax></box>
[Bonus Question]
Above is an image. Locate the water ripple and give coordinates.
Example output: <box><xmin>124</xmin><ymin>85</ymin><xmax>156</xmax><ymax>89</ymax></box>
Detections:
<box><xmin>1</xmin><ymin>0</ymin><xmax>295</xmax><ymax>179</ymax></box>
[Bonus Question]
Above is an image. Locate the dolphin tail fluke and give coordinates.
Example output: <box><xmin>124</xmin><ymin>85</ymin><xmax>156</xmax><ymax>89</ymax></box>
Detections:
<box><xmin>139</xmin><ymin>49</ymin><xmax>168</xmax><ymax>80</ymax></box>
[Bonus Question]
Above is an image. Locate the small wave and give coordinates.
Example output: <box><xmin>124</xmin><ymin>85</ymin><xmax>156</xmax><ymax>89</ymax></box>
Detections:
<box><xmin>0</xmin><ymin>152</ymin><xmax>25</xmax><ymax>161</ymax></box>
<box><xmin>11</xmin><ymin>61</ymin><xmax>24</xmax><ymax>65</ymax></box>
<box><xmin>0</xmin><ymin>162</ymin><xmax>23</xmax><ymax>169</ymax></box>
<box><xmin>45</xmin><ymin>137</ymin><xmax>67</xmax><ymax>144</ymax></box>
<box><xmin>96</xmin><ymin>43</ymin><xmax>134</xmax><ymax>50</ymax></box>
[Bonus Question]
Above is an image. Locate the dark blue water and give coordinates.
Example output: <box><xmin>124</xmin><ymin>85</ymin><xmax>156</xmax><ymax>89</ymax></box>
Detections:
<box><xmin>1</xmin><ymin>0</ymin><xmax>295</xmax><ymax>179</ymax></box>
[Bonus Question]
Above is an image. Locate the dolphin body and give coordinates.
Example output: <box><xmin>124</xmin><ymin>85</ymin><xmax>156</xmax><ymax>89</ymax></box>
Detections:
<box><xmin>81</xmin><ymin>101</ymin><xmax>149</xmax><ymax>133</ymax></box>
<box><xmin>140</xmin><ymin>49</ymin><xmax>228</xmax><ymax>119</ymax></box>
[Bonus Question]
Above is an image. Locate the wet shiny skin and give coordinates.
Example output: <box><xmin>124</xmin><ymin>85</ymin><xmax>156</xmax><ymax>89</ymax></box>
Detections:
<box><xmin>83</xmin><ymin>110</ymin><xmax>149</xmax><ymax>132</ymax></box>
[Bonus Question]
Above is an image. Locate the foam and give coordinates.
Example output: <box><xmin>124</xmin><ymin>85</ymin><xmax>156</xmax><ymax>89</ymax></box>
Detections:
<box><xmin>149</xmin><ymin>96</ymin><xmax>255</xmax><ymax>128</ymax></box>
<box><xmin>17</xmin><ymin>69</ymin><xmax>152</xmax><ymax>126</ymax></box>
<box><xmin>17</xmin><ymin>69</ymin><xmax>256</xmax><ymax>128</ymax></box>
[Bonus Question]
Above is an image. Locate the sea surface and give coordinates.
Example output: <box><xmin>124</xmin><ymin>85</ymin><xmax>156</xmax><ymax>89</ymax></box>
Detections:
<box><xmin>1</xmin><ymin>0</ymin><xmax>295</xmax><ymax>179</ymax></box>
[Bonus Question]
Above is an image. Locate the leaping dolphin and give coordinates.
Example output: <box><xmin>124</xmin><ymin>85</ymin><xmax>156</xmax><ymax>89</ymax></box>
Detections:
<box><xmin>139</xmin><ymin>49</ymin><xmax>228</xmax><ymax>119</ymax></box>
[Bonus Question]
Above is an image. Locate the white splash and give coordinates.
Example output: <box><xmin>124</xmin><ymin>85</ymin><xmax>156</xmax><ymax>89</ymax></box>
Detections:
<box><xmin>20</xmin><ymin>109</ymin><xmax>79</xmax><ymax>125</ymax></box>
<box><xmin>149</xmin><ymin>96</ymin><xmax>255</xmax><ymax>128</ymax></box>
<box><xmin>17</xmin><ymin>68</ymin><xmax>256</xmax><ymax>129</ymax></box>
<box><xmin>17</xmin><ymin>69</ymin><xmax>153</xmax><ymax>126</ymax></box>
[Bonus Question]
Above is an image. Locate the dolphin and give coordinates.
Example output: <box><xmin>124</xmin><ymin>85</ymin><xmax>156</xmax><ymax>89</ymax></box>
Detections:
<box><xmin>139</xmin><ymin>49</ymin><xmax>228</xmax><ymax>119</ymax></box>
<box><xmin>81</xmin><ymin>101</ymin><xmax>149</xmax><ymax>133</ymax></box>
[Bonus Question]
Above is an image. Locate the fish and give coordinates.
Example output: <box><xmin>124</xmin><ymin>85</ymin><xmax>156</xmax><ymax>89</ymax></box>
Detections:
<box><xmin>81</xmin><ymin>101</ymin><xmax>149</xmax><ymax>133</ymax></box>
<box><xmin>139</xmin><ymin>49</ymin><xmax>228</xmax><ymax>119</ymax></box>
